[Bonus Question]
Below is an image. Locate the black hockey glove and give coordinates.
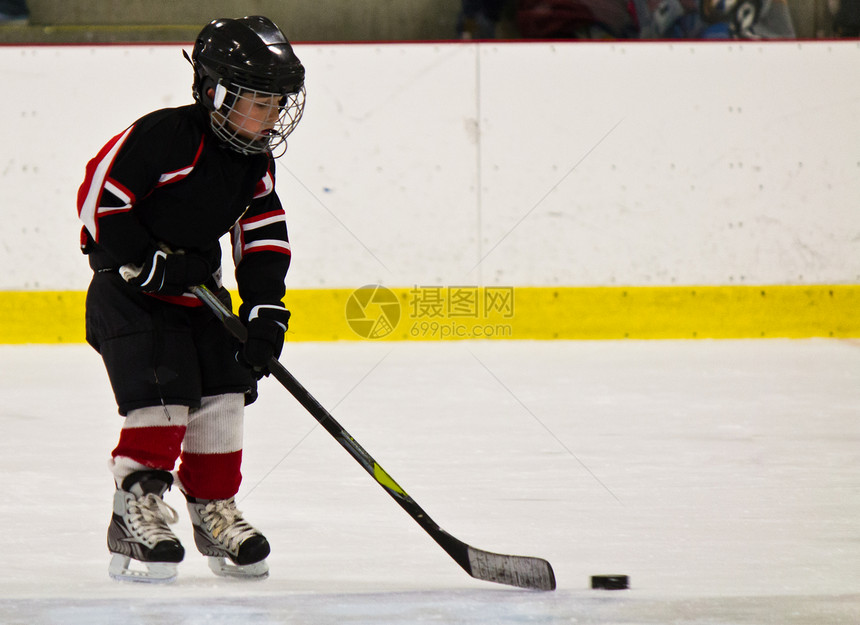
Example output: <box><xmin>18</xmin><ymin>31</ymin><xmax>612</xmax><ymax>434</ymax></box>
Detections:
<box><xmin>242</xmin><ymin>304</ymin><xmax>291</xmax><ymax>377</ymax></box>
<box><xmin>122</xmin><ymin>248</ymin><xmax>211</xmax><ymax>296</ymax></box>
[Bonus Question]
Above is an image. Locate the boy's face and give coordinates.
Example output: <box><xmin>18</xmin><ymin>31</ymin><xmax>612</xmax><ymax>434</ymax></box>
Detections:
<box><xmin>205</xmin><ymin>82</ymin><xmax>304</xmax><ymax>156</ymax></box>
<box><xmin>210</xmin><ymin>88</ymin><xmax>282</xmax><ymax>142</ymax></box>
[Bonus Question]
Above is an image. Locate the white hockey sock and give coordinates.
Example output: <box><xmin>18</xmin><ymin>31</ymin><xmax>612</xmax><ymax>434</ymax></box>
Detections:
<box><xmin>176</xmin><ymin>393</ymin><xmax>245</xmax><ymax>499</ymax></box>
<box><xmin>110</xmin><ymin>404</ymin><xmax>190</xmax><ymax>488</ymax></box>
<box><xmin>184</xmin><ymin>393</ymin><xmax>244</xmax><ymax>455</ymax></box>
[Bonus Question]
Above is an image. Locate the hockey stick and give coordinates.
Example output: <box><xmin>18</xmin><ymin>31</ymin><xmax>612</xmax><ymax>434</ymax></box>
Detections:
<box><xmin>190</xmin><ymin>285</ymin><xmax>556</xmax><ymax>591</ymax></box>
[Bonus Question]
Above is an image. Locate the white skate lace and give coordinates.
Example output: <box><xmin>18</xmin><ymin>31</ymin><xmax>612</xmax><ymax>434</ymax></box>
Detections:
<box><xmin>201</xmin><ymin>498</ymin><xmax>258</xmax><ymax>553</ymax></box>
<box><xmin>127</xmin><ymin>493</ymin><xmax>180</xmax><ymax>545</ymax></box>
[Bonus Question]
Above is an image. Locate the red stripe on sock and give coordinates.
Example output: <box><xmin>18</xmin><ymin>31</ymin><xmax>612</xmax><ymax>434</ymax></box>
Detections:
<box><xmin>111</xmin><ymin>425</ymin><xmax>186</xmax><ymax>470</ymax></box>
<box><xmin>178</xmin><ymin>450</ymin><xmax>243</xmax><ymax>500</ymax></box>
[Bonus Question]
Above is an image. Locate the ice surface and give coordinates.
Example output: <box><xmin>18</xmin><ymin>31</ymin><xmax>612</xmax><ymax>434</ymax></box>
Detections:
<box><xmin>0</xmin><ymin>340</ymin><xmax>857</xmax><ymax>624</ymax></box>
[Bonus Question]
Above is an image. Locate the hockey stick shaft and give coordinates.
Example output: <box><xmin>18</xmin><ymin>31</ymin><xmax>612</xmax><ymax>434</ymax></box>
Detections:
<box><xmin>191</xmin><ymin>285</ymin><xmax>555</xmax><ymax>591</ymax></box>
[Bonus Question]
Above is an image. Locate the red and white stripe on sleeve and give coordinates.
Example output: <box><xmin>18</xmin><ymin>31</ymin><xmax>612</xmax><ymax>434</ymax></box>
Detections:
<box><xmin>76</xmin><ymin>126</ymin><xmax>136</xmax><ymax>242</ymax></box>
<box><xmin>231</xmin><ymin>209</ymin><xmax>291</xmax><ymax>265</ymax></box>
<box><xmin>230</xmin><ymin>170</ymin><xmax>291</xmax><ymax>266</ymax></box>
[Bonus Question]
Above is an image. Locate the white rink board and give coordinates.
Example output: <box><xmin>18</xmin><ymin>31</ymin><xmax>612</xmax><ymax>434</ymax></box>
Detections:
<box><xmin>477</xmin><ymin>42</ymin><xmax>860</xmax><ymax>286</ymax></box>
<box><xmin>0</xmin><ymin>42</ymin><xmax>858</xmax><ymax>290</ymax></box>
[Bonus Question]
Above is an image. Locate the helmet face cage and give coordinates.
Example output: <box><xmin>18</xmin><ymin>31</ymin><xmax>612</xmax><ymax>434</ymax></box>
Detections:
<box><xmin>209</xmin><ymin>81</ymin><xmax>305</xmax><ymax>157</ymax></box>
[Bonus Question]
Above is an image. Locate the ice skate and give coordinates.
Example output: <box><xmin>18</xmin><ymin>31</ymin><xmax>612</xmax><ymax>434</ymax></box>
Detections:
<box><xmin>186</xmin><ymin>496</ymin><xmax>270</xmax><ymax>579</ymax></box>
<box><xmin>107</xmin><ymin>470</ymin><xmax>185</xmax><ymax>583</ymax></box>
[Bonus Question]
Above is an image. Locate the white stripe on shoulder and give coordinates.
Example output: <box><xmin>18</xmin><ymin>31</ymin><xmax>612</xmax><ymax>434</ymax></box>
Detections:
<box><xmin>79</xmin><ymin>126</ymin><xmax>134</xmax><ymax>239</ymax></box>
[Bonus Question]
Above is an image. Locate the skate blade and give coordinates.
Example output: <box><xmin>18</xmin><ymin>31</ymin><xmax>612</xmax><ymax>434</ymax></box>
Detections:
<box><xmin>108</xmin><ymin>553</ymin><xmax>178</xmax><ymax>583</ymax></box>
<box><xmin>207</xmin><ymin>556</ymin><xmax>269</xmax><ymax>579</ymax></box>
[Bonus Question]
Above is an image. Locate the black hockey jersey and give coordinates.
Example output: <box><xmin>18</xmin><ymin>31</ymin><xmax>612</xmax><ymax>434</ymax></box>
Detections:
<box><xmin>77</xmin><ymin>104</ymin><xmax>291</xmax><ymax>314</ymax></box>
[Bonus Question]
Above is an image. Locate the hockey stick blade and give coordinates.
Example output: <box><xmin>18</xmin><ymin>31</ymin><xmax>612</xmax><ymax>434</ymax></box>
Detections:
<box><xmin>467</xmin><ymin>547</ymin><xmax>556</xmax><ymax>591</ymax></box>
<box><xmin>191</xmin><ymin>285</ymin><xmax>556</xmax><ymax>591</ymax></box>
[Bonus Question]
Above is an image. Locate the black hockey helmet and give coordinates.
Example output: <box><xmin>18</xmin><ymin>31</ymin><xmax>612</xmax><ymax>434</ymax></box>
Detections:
<box><xmin>187</xmin><ymin>16</ymin><xmax>306</xmax><ymax>156</ymax></box>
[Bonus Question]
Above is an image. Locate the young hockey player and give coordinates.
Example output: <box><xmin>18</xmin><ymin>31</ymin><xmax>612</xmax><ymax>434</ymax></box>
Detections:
<box><xmin>76</xmin><ymin>16</ymin><xmax>305</xmax><ymax>582</ymax></box>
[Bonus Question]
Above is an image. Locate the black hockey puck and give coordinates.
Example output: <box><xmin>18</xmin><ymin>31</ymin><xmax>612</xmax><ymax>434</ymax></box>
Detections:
<box><xmin>591</xmin><ymin>574</ymin><xmax>629</xmax><ymax>590</ymax></box>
